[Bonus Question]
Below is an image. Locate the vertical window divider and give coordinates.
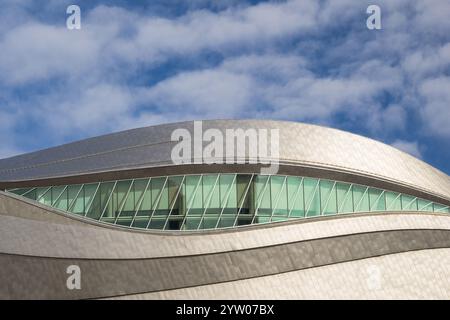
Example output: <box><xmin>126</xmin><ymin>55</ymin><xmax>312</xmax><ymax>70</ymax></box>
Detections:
<box><xmin>371</xmin><ymin>190</ymin><xmax>385</xmax><ymax>211</ymax></box>
<box><xmin>84</xmin><ymin>183</ymin><xmax>100</xmax><ymax>216</ymax></box>
<box><xmin>419</xmin><ymin>200</ymin><xmax>433</xmax><ymax>211</ymax></box>
<box><xmin>180</xmin><ymin>174</ymin><xmax>203</xmax><ymax>230</ymax></box>
<box><xmin>197</xmin><ymin>174</ymin><xmax>220</xmax><ymax>230</ymax></box>
<box><xmin>269</xmin><ymin>176</ymin><xmax>287</xmax><ymax>223</ymax></box>
<box><xmin>214</xmin><ymin>174</ymin><xmax>237</xmax><ymax>229</ymax></box>
<box><xmin>386</xmin><ymin>192</ymin><xmax>401</xmax><ymax>211</ymax></box>
<box><xmin>99</xmin><ymin>181</ymin><xmax>118</xmax><ymax>220</ymax></box>
<box><xmin>251</xmin><ymin>175</ymin><xmax>272</xmax><ymax>224</ymax></box>
<box><xmin>146</xmin><ymin>176</ymin><xmax>169</xmax><ymax>229</ymax></box>
<box><xmin>305</xmin><ymin>179</ymin><xmax>320</xmax><ymax>218</ymax></box>
<box><xmin>354</xmin><ymin>186</ymin><xmax>369</xmax><ymax>212</ymax></box>
<box><xmin>318</xmin><ymin>179</ymin><xmax>322</xmax><ymax>215</ymax></box>
<box><xmin>405</xmin><ymin>197</ymin><xmax>418</xmax><ymax>212</ymax></box>
<box><xmin>321</xmin><ymin>181</ymin><xmax>336</xmax><ymax>215</ymax></box>
<box><xmin>68</xmin><ymin>185</ymin><xmax>84</xmax><ymax>212</ymax></box>
<box><xmin>167</xmin><ymin>176</ymin><xmax>185</xmax><ymax>217</ymax></box>
<box><xmin>351</xmin><ymin>184</ymin><xmax>355</xmax><ymax>212</ymax></box>
<box><xmin>114</xmin><ymin>179</ymin><xmax>135</xmax><ymax>224</ymax></box>
<box><xmin>52</xmin><ymin>186</ymin><xmax>68</xmax><ymax>207</ymax></box>
<box><xmin>130</xmin><ymin>178</ymin><xmax>151</xmax><ymax>227</ymax></box>
<box><xmin>233</xmin><ymin>174</ymin><xmax>255</xmax><ymax>227</ymax></box>
<box><xmin>163</xmin><ymin>176</ymin><xmax>185</xmax><ymax>230</ymax></box>
<box><xmin>338</xmin><ymin>184</ymin><xmax>352</xmax><ymax>213</ymax></box>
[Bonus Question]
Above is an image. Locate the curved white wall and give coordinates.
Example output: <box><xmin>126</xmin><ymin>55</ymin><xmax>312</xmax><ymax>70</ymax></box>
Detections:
<box><xmin>113</xmin><ymin>248</ymin><xmax>450</xmax><ymax>300</ymax></box>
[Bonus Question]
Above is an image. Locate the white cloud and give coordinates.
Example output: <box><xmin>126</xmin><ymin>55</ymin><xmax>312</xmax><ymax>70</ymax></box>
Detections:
<box><xmin>145</xmin><ymin>69</ymin><xmax>253</xmax><ymax>118</ymax></box>
<box><xmin>366</xmin><ymin>104</ymin><xmax>407</xmax><ymax>133</ymax></box>
<box><xmin>0</xmin><ymin>1</ymin><xmax>320</xmax><ymax>86</ymax></box>
<box><xmin>391</xmin><ymin>140</ymin><xmax>422</xmax><ymax>159</ymax></box>
<box><xmin>402</xmin><ymin>43</ymin><xmax>450</xmax><ymax>79</ymax></box>
<box><xmin>0</xmin><ymin>0</ymin><xmax>449</xmax><ymax>164</ymax></box>
<box><xmin>419</xmin><ymin>77</ymin><xmax>450</xmax><ymax>138</ymax></box>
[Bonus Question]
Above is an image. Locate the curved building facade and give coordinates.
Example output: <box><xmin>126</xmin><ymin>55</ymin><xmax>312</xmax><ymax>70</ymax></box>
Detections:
<box><xmin>0</xmin><ymin>120</ymin><xmax>449</xmax><ymax>299</ymax></box>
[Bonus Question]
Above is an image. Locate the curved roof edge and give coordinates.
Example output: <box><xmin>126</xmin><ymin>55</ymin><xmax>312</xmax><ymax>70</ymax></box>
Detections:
<box><xmin>0</xmin><ymin>119</ymin><xmax>449</xmax><ymax>202</ymax></box>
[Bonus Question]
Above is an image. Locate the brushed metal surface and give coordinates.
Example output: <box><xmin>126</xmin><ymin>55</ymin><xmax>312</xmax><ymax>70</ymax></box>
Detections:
<box><xmin>0</xmin><ymin>120</ymin><xmax>449</xmax><ymax>202</ymax></box>
<box><xmin>2</xmin><ymin>190</ymin><xmax>450</xmax><ymax>259</ymax></box>
<box><xmin>1</xmin><ymin>229</ymin><xmax>450</xmax><ymax>299</ymax></box>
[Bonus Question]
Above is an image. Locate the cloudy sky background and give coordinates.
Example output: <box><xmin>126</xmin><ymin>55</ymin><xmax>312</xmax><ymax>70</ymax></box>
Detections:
<box><xmin>0</xmin><ymin>0</ymin><xmax>449</xmax><ymax>173</ymax></box>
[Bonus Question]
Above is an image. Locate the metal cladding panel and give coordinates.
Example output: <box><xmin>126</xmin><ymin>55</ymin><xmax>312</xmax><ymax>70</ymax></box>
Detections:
<box><xmin>2</xmin><ymin>188</ymin><xmax>450</xmax><ymax>260</ymax></box>
<box><xmin>0</xmin><ymin>119</ymin><xmax>449</xmax><ymax>201</ymax></box>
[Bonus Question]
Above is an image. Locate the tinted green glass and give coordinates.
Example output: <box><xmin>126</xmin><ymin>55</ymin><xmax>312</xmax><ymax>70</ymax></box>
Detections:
<box><xmin>184</xmin><ymin>217</ymin><xmax>201</xmax><ymax>230</ymax></box>
<box><xmin>386</xmin><ymin>191</ymin><xmax>402</xmax><ymax>211</ymax></box>
<box><xmin>51</xmin><ymin>186</ymin><xmax>65</xmax><ymax>206</ymax></box>
<box><xmin>71</xmin><ymin>186</ymin><xmax>85</xmax><ymax>214</ymax></box>
<box><xmin>433</xmin><ymin>203</ymin><xmax>449</xmax><ymax>213</ymax></box>
<box><xmin>67</xmin><ymin>185</ymin><xmax>82</xmax><ymax>213</ymax></box>
<box><xmin>217</xmin><ymin>216</ymin><xmax>235</xmax><ymax>228</ymax></box>
<box><xmin>202</xmin><ymin>175</ymin><xmax>220</xmax><ymax>214</ymax></box>
<box><xmin>255</xmin><ymin>175</ymin><xmax>271</xmax><ymax>216</ymax></box>
<box><xmin>152</xmin><ymin>177</ymin><xmax>169</xmax><ymax>216</ymax></box>
<box><xmin>8</xmin><ymin>173</ymin><xmax>450</xmax><ymax>231</ymax></box>
<box><xmin>131</xmin><ymin>216</ymin><xmax>150</xmax><ymax>229</ymax></box>
<box><xmin>148</xmin><ymin>217</ymin><xmax>165</xmax><ymax>230</ymax></box>
<box><xmin>369</xmin><ymin>188</ymin><xmax>385</xmax><ymax>211</ymax></box>
<box><xmin>128</xmin><ymin>179</ymin><xmax>147</xmax><ymax>217</ymax></box>
<box><xmin>220</xmin><ymin>174</ymin><xmax>237</xmax><ymax>214</ymax></box>
<box><xmin>401</xmin><ymin>195</ymin><xmax>417</xmax><ymax>211</ymax></box>
<box><xmin>8</xmin><ymin>188</ymin><xmax>30</xmax><ymax>196</ymax></box>
<box><xmin>256</xmin><ymin>216</ymin><xmax>271</xmax><ymax>224</ymax></box>
<box><xmin>353</xmin><ymin>185</ymin><xmax>369</xmax><ymax>212</ymax></box>
<box><xmin>39</xmin><ymin>187</ymin><xmax>53</xmax><ymax>206</ymax></box>
<box><xmin>54</xmin><ymin>187</ymin><xmax>68</xmax><ymax>211</ymax></box>
<box><xmin>271</xmin><ymin>217</ymin><xmax>288</xmax><ymax>222</ymax></box>
<box><xmin>320</xmin><ymin>180</ymin><xmax>337</xmax><ymax>215</ymax></box>
<box><xmin>133</xmin><ymin>179</ymin><xmax>152</xmax><ymax>228</ymax></box>
<box><xmin>199</xmin><ymin>216</ymin><xmax>220</xmax><ymax>229</ymax></box>
<box><xmin>336</xmin><ymin>182</ymin><xmax>353</xmax><ymax>213</ymax></box>
<box><xmin>304</xmin><ymin>178</ymin><xmax>320</xmax><ymax>217</ymax></box>
<box><xmin>21</xmin><ymin>188</ymin><xmax>37</xmax><ymax>200</ymax></box>
<box><xmin>36</xmin><ymin>187</ymin><xmax>51</xmax><ymax>205</ymax></box>
<box><xmin>272</xmin><ymin>176</ymin><xmax>288</xmax><ymax>216</ymax></box>
<box><xmin>287</xmin><ymin>176</ymin><xmax>304</xmax><ymax>217</ymax></box>
<box><xmin>236</xmin><ymin>175</ymin><xmax>252</xmax><ymax>213</ymax></box>
<box><xmin>418</xmin><ymin>199</ymin><xmax>433</xmax><ymax>211</ymax></box>
<box><xmin>98</xmin><ymin>182</ymin><xmax>115</xmax><ymax>219</ymax></box>
<box><xmin>165</xmin><ymin>217</ymin><xmax>184</xmax><ymax>230</ymax></box>
<box><xmin>83</xmin><ymin>184</ymin><xmax>98</xmax><ymax>215</ymax></box>
<box><xmin>167</xmin><ymin>176</ymin><xmax>183</xmax><ymax>214</ymax></box>
<box><xmin>184</xmin><ymin>175</ymin><xmax>201</xmax><ymax>215</ymax></box>
<box><xmin>113</xmin><ymin>180</ymin><xmax>133</xmax><ymax>218</ymax></box>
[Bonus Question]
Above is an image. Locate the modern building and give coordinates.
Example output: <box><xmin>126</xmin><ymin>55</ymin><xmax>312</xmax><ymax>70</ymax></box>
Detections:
<box><xmin>0</xmin><ymin>119</ymin><xmax>449</xmax><ymax>299</ymax></box>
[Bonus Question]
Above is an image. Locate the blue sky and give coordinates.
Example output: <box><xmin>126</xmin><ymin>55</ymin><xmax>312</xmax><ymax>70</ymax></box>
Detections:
<box><xmin>0</xmin><ymin>0</ymin><xmax>449</xmax><ymax>174</ymax></box>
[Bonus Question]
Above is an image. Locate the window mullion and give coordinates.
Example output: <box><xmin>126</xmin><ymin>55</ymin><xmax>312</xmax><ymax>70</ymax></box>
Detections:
<box><xmin>214</xmin><ymin>174</ymin><xmax>237</xmax><ymax>229</ymax></box>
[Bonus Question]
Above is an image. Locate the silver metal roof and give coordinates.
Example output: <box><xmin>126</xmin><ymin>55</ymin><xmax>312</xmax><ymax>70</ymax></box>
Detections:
<box><xmin>1</xmin><ymin>119</ymin><xmax>449</xmax><ymax>200</ymax></box>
